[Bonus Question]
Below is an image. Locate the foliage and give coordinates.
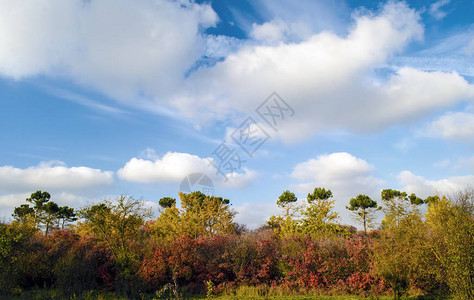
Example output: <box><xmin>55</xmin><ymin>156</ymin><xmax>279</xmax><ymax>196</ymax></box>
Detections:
<box><xmin>424</xmin><ymin>191</ymin><xmax>474</xmax><ymax>299</ymax></box>
<box><xmin>79</xmin><ymin>195</ymin><xmax>152</xmax><ymax>297</ymax></box>
<box><xmin>301</xmin><ymin>187</ymin><xmax>340</xmax><ymax>234</ymax></box>
<box><xmin>1</xmin><ymin>188</ymin><xmax>473</xmax><ymax>299</ymax></box>
<box><xmin>13</xmin><ymin>191</ymin><xmax>77</xmax><ymax>234</ymax></box>
<box><xmin>346</xmin><ymin>194</ymin><xmax>380</xmax><ymax>232</ymax></box>
<box><xmin>159</xmin><ymin>197</ymin><xmax>176</xmax><ymax>209</ymax></box>
<box><xmin>380</xmin><ymin>189</ymin><xmax>423</xmax><ymax>229</ymax></box>
<box><xmin>0</xmin><ymin>221</ymin><xmax>36</xmax><ymax>293</ymax></box>
<box><xmin>277</xmin><ymin>190</ymin><xmax>300</xmax><ymax>218</ymax></box>
<box><xmin>151</xmin><ymin>191</ymin><xmax>236</xmax><ymax>240</ymax></box>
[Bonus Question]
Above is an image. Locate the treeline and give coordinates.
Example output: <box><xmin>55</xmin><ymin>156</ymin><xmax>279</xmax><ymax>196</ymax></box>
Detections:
<box><xmin>0</xmin><ymin>188</ymin><xmax>473</xmax><ymax>299</ymax></box>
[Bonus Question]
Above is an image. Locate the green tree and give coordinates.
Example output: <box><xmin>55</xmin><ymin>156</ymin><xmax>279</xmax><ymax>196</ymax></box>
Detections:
<box><xmin>43</xmin><ymin>201</ymin><xmax>60</xmax><ymax>235</ymax></box>
<box><xmin>346</xmin><ymin>194</ymin><xmax>380</xmax><ymax>232</ymax></box>
<box><xmin>16</xmin><ymin>191</ymin><xmax>72</xmax><ymax>234</ymax></box>
<box><xmin>381</xmin><ymin>189</ymin><xmax>422</xmax><ymax>228</ymax></box>
<box><xmin>265</xmin><ymin>190</ymin><xmax>301</xmax><ymax>236</ymax></box>
<box><xmin>408</xmin><ymin>193</ymin><xmax>424</xmax><ymax>212</ymax></box>
<box><xmin>26</xmin><ymin>190</ymin><xmax>51</xmax><ymax>226</ymax></box>
<box><xmin>57</xmin><ymin>206</ymin><xmax>77</xmax><ymax>229</ymax></box>
<box><xmin>12</xmin><ymin>204</ymin><xmax>34</xmax><ymax>223</ymax></box>
<box><xmin>277</xmin><ymin>190</ymin><xmax>300</xmax><ymax>218</ymax></box>
<box><xmin>301</xmin><ymin>187</ymin><xmax>339</xmax><ymax>233</ymax></box>
<box><xmin>159</xmin><ymin>197</ymin><xmax>176</xmax><ymax>209</ymax></box>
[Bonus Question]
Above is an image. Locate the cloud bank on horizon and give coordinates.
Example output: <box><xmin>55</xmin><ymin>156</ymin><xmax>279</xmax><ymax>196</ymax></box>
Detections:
<box><xmin>0</xmin><ymin>0</ymin><xmax>473</xmax><ymax>227</ymax></box>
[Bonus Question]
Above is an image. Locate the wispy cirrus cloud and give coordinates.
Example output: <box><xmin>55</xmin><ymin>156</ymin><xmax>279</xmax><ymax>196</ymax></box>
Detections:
<box><xmin>429</xmin><ymin>0</ymin><xmax>451</xmax><ymax>20</ymax></box>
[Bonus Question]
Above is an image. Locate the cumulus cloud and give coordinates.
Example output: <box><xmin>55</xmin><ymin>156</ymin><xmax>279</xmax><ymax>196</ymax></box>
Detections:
<box><xmin>424</xmin><ymin>111</ymin><xmax>474</xmax><ymax>141</ymax></box>
<box><xmin>291</xmin><ymin>152</ymin><xmax>384</xmax><ymax>224</ymax></box>
<box><xmin>0</xmin><ymin>0</ymin><xmax>217</xmax><ymax>102</ymax></box>
<box><xmin>398</xmin><ymin>170</ymin><xmax>474</xmax><ymax>198</ymax></box>
<box><xmin>117</xmin><ymin>151</ymin><xmax>258</xmax><ymax>189</ymax></box>
<box><xmin>222</xmin><ymin>168</ymin><xmax>259</xmax><ymax>189</ymax></box>
<box><xmin>233</xmin><ymin>202</ymin><xmax>280</xmax><ymax>229</ymax></box>
<box><xmin>0</xmin><ymin>161</ymin><xmax>114</xmax><ymax>193</ymax></box>
<box><xmin>291</xmin><ymin>152</ymin><xmax>383</xmax><ymax>196</ymax></box>
<box><xmin>0</xmin><ymin>1</ymin><xmax>473</xmax><ymax>143</ymax></box>
<box><xmin>182</xmin><ymin>2</ymin><xmax>474</xmax><ymax>142</ymax></box>
<box><xmin>118</xmin><ymin>152</ymin><xmax>212</xmax><ymax>183</ymax></box>
<box><xmin>0</xmin><ymin>193</ymin><xmax>29</xmax><ymax>214</ymax></box>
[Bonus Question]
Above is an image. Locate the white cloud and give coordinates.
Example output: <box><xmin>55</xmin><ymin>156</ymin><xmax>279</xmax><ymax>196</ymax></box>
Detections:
<box><xmin>291</xmin><ymin>152</ymin><xmax>384</xmax><ymax>224</ymax></box>
<box><xmin>250</xmin><ymin>0</ymin><xmax>348</xmax><ymax>38</ymax></box>
<box><xmin>139</xmin><ymin>148</ymin><xmax>160</xmax><ymax>160</ymax></box>
<box><xmin>182</xmin><ymin>2</ymin><xmax>474</xmax><ymax>143</ymax></box>
<box><xmin>250</xmin><ymin>19</ymin><xmax>309</xmax><ymax>44</ymax></box>
<box><xmin>398</xmin><ymin>170</ymin><xmax>474</xmax><ymax>198</ymax></box>
<box><xmin>0</xmin><ymin>161</ymin><xmax>114</xmax><ymax>193</ymax></box>
<box><xmin>221</xmin><ymin>168</ymin><xmax>259</xmax><ymax>189</ymax></box>
<box><xmin>251</xmin><ymin>20</ymin><xmax>288</xmax><ymax>43</ymax></box>
<box><xmin>0</xmin><ymin>1</ymin><xmax>473</xmax><ymax>144</ymax></box>
<box><xmin>117</xmin><ymin>151</ymin><xmax>257</xmax><ymax>189</ymax></box>
<box><xmin>44</xmin><ymin>86</ymin><xmax>129</xmax><ymax>116</ymax></box>
<box><xmin>118</xmin><ymin>152</ymin><xmax>213</xmax><ymax>183</ymax></box>
<box><xmin>291</xmin><ymin>152</ymin><xmax>383</xmax><ymax>196</ymax></box>
<box><xmin>424</xmin><ymin>111</ymin><xmax>474</xmax><ymax>141</ymax></box>
<box><xmin>429</xmin><ymin>0</ymin><xmax>451</xmax><ymax>20</ymax></box>
<box><xmin>0</xmin><ymin>0</ymin><xmax>217</xmax><ymax>102</ymax></box>
<box><xmin>233</xmin><ymin>202</ymin><xmax>280</xmax><ymax>229</ymax></box>
<box><xmin>0</xmin><ymin>193</ymin><xmax>29</xmax><ymax>214</ymax></box>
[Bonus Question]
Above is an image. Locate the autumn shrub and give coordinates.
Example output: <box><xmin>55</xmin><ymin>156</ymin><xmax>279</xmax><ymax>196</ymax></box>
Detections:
<box><xmin>139</xmin><ymin>232</ymin><xmax>281</xmax><ymax>295</ymax></box>
<box><xmin>228</xmin><ymin>230</ymin><xmax>280</xmax><ymax>286</ymax></box>
<box><xmin>343</xmin><ymin>235</ymin><xmax>387</xmax><ymax>296</ymax></box>
<box><xmin>194</xmin><ymin>234</ymin><xmax>235</xmax><ymax>292</ymax></box>
<box><xmin>0</xmin><ymin>222</ymin><xmax>37</xmax><ymax>293</ymax></box>
<box><xmin>139</xmin><ymin>235</ymin><xmax>199</xmax><ymax>293</ymax></box>
<box><xmin>54</xmin><ymin>233</ymin><xmax>115</xmax><ymax>297</ymax></box>
<box><xmin>279</xmin><ymin>233</ymin><xmax>387</xmax><ymax>296</ymax></box>
<box><xmin>17</xmin><ymin>231</ymin><xmax>55</xmax><ymax>289</ymax></box>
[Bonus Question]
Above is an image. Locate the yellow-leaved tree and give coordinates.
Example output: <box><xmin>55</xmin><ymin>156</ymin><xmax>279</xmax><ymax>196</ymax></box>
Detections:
<box><xmin>301</xmin><ymin>187</ymin><xmax>341</xmax><ymax>235</ymax></box>
<box><xmin>151</xmin><ymin>191</ymin><xmax>236</xmax><ymax>241</ymax></box>
<box><xmin>424</xmin><ymin>192</ymin><xmax>474</xmax><ymax>299</ymax></box>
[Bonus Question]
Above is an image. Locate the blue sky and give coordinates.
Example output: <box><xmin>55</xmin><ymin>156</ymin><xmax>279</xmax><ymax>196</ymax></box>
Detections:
<box><xmin>0</xmin><ymin>0</ymin><xmax>473</xmax><ymax>228</ymax></box>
